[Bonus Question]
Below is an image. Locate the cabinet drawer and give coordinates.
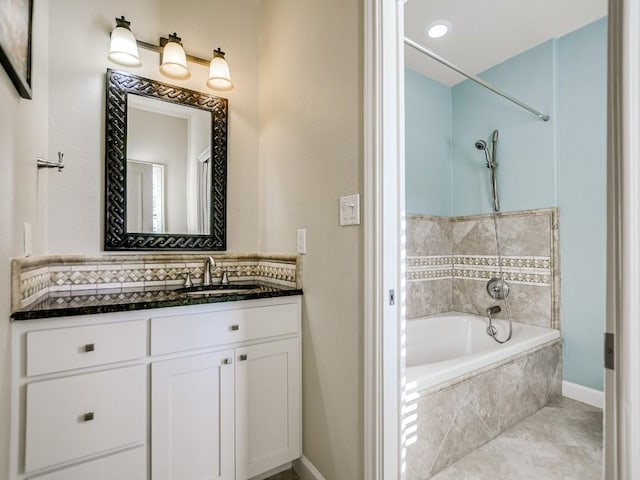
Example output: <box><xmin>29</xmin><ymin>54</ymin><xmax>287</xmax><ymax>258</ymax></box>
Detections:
<box><xmin>151</xmin><ymin>301</ymin><xmax>299</xmax><ymax>355</ymax></box>
<box><xmin>25</xmin><ymin>365</ymin><xmax>146</xmax><ymax>472</ymax></box>
<box><xmin>26</xmin><ymin>320</ymin><xmax>146</xmax><ymax>376</ymax></box>
<box><xmin>27</xmin><ymin>447</ymin><xmax>145</xmax><ymax>480</ymax></box>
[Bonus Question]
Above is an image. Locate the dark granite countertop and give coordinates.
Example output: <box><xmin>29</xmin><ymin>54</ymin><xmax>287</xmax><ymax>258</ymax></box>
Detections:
<box><xmin>11</xmin><ymin>283</ymin><xmax>303</xmax><ymax>321</ymax></box>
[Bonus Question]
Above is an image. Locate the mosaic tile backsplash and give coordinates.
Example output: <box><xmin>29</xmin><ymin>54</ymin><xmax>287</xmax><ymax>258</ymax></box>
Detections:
<box><xmin>406</xmin><ymin>208</ymin><xmax>559</xmax><ymax>328</ymax></box>
<box><xmin>12</xmin><ymin>253</ymin><xmax>300</xmax><ymax>312</ymax></box>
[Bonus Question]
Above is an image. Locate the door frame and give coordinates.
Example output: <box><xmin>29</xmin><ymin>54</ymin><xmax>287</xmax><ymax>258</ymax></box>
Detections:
<box><xmin>607</xmin><ymin>0</ymin><xmax>640</xmax><ymax>478</ymax></box>
<box><xmin>363</xmin><ymin>0</ymin><xmax>405</xmax><ymax>479</ymax></box>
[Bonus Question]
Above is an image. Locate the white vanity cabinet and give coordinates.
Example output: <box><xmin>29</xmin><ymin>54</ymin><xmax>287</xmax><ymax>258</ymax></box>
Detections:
<box><xmin>148</xmin><ymin>297</ymin><xmax>301</xmax><ymax>480</ymax></box>
<box><xmin>235</xmin><ymin>338</ymin><xmax>301</xmax><ymax>480</ymax></box>
<box><xmin>151</xmin><ymin>350</ymin><xmax>235</xmax><ymax>480</ymax></box>
<box><xmin>10</xmin><ymin>316</ymin><xmax>149</xmax><ymax>480</ymax></box>
<box><xmin>10</xmin><ymin>296</ymin><xmax>302</xmax><ymax>480</ymax></box>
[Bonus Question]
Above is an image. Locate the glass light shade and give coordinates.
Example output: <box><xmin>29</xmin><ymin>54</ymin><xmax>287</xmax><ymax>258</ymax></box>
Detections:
<box><xmin>159</xmin><ymin>41</ymin><xmax>191</xmax><ymax>80</ymax></box>
<box><xmin>108</xmin><ymin>26</ymin><xmax>141</xmax><ymax>67</ymax></box>
<box><xmin>207</xmin><ymin>54</ymin><xmax>233</xmax><ymax>91</ymax></box>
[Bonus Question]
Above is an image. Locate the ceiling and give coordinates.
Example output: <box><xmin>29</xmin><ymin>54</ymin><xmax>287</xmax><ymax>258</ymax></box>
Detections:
<box><xmin>404</xmin><ymin>0</ymin><xmax>607</xmax><ymax>86</ymax></box>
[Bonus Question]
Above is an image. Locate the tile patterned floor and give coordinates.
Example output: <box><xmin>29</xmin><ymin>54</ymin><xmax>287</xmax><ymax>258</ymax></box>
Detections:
<box><xmin>264</xmin><ymin>398</ymin><xmax>600</xmax><ymax>480</ymax></box>
<box><xmin>265</xmin><ymin>468</ymin><xmax>301</xmax><ymax>480</ymax></box>
<box><xmin>431</xmin><ymin>397</ymin><xmax>603</xmax><ymax>480</ymax></box>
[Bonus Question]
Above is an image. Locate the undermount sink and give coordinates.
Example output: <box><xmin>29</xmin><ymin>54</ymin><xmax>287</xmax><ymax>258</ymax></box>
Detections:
<box><xmin>177</xmin><ymin>284</ymin><xmax>260</xmax><ymax>297</ymax></box>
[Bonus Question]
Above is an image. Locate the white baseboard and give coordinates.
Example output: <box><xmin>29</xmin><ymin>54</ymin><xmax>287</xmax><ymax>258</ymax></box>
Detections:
<box><xmin>562</xmin><ymin>381</ymin><xmax>604</xmax><ymax>409</ymax></box>
<box><xmin>293</xmin><ymin>456</ymin><xmax>326</xmax><ymax>480</ymax></box>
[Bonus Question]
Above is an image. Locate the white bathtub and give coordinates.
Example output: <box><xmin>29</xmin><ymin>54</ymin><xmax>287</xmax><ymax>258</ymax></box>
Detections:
<box><xmin>405</xmin><ymin>312</ymin><xmax>560</xmax><ymax>392</ymax></box>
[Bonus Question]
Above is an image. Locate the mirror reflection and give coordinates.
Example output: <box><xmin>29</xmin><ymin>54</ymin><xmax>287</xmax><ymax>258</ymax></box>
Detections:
<box><xmin>105</xmin><ymin>69</ymin><xmax>227</xmax><ymax>251</ymax></box>
<box><xmin>126</xmin><ymin>94</ymin><xmax>211</xmax><ymax>235</ymax></box>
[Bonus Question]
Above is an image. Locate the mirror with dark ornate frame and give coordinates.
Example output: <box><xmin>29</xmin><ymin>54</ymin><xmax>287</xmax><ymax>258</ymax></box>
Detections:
<box><xmin>104</xmin><ymin>69</ymin><xmax>228</xmax><ymax>250</ymax></box>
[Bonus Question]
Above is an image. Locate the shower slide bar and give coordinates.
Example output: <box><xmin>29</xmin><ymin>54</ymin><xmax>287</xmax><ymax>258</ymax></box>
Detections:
<box><xmin>404</xmin><ymin>37</ymin><xmax>551</xmax><ymax>122</ymax></box>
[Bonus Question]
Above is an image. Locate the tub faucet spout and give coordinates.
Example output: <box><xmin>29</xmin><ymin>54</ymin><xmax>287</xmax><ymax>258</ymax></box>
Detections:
<box><xmin>486</xmin><ymin>304</ymin><xmax>512</xmax><ymax>344</ymax></box>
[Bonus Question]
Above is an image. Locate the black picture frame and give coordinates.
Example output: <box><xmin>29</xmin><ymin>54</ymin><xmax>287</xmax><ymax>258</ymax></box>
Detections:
<box><xmin>104</xmin><ymin>69</ymin><xmax>228</xmax><ymax>251</ymax></box>
<box><xmin>0</xmin><ymin>0</ymin><xmax>33</xmax><ymax>99</ymax></box>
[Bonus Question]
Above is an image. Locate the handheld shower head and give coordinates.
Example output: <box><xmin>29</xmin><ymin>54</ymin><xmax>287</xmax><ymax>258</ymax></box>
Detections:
<box><xmin>475</xmin><ymin>139</ymin><xmax>492</xmax><ymax>167</ymax></box>
<box><xmin>475</xmin><ymin>132</ymin><xmax>501</xmax><ymax>212</ymax></box>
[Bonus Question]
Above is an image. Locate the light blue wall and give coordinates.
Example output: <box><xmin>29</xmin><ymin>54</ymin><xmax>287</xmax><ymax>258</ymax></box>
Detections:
<box><xmin>404</xmin><ymin>18</ymin><xmax>607</xmax><ymax>391</ymax></box>
<box><xmin>557</xmin><ymin>19</ymin><xmax>607</xmax><ymax>391</ymax></box>
<box><xmin>405</xmin><ymin>69</ymin><xmax>452</xmax><ymax>216</ymax></box>
<box><xmin>451</xmin><ymin>41</ymin><xmax>556</xmax><ymax>216</ymax></box>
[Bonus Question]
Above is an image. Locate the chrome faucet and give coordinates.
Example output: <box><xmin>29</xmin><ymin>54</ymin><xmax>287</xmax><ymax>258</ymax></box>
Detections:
<box><xmin>204</xmin><ymin>256</ymin><xmax>215</xmax><ymax>286</ymax></box>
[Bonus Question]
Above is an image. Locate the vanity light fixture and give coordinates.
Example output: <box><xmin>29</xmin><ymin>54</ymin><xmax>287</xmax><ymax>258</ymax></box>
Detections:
<box><xmin>207</xmin><ymin>48</ymin><xmax>233</xmax><ymax>91</ymax></box>
<box><xmin>107</xmin><ymin>16</ymin><xmax>142</xmax><ymax>67</ymax></box>
<box><xmin>107</xmin><ymin>16</ymin><xmax>234</xmax><ymax>91</ymax></box>
<box><xmin>159</xmin><ymin>33</ymin><xmax>191</xmax><ymax>80</ymax></box>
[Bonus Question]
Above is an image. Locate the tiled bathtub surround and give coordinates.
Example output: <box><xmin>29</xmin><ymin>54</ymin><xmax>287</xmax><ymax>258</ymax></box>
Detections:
<box><xmin>404</xmin><ymin>339</ymin><xmax>563</xmax><ymax>479</ymax></box>
<box><xmin>12</xmin><ymin>253</ymin><xmax>300</xmax><ymax>312</ymax></box>
<box><xmin>406</xmin><ymin>208</ymin><xmax>559</xmax><ymax>328</ymax></box>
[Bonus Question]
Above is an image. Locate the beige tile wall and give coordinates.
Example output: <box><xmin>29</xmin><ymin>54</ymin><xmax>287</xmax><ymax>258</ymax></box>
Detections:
<box><xmin>406</xmin><ymin>208</ymin><xmax>559</xmax><ymax>328</ymax></box>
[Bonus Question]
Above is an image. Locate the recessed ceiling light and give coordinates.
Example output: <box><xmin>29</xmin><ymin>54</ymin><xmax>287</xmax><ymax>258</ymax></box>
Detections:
<box><xmin>425</xmin><ymin>21</ymin><xmax>451</xmax><ymax>39</ymax></box>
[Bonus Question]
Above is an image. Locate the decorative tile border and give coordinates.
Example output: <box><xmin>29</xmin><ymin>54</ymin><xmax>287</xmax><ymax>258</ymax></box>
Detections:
<box><xmin>453</xmin><ymin>255</ymin><xmax>551</xmax><ymax>270</ymax></box>
<box><xmin>405</xmin><ymin>208</ymin><xmax>559</xmax><ymax>329</ymax></box>
<box><xmin>406</xmin><ymin>255</ymin><xmax>454</xmax><ymax>267</ymax></box>
<box><xmin>407</xmin><ymin>268</ymin><xmax>454</xmax><ymax>281</ymax></box>
<box><xmin>408</xmin><ymin>254</ymin><xmax>552</xmax><ymax>286</ymax></box>
<box><xmin>12</xmin><ymin>253</ymin><xmax>300</xmax><ymax>311</ymax></box>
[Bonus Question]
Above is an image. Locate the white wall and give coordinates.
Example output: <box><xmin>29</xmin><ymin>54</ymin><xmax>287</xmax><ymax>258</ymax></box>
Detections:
<box><xmin>46</xmin><ymin>0</ymin><xmax>261</xmax><ymax>253</ymax></box>
<box><xmin>259</xmin><ymin>1</ymin><xmax>363</xmax><ymax>478</ymax></box>
<box><xmin>0</xmin><ymin>1</ymin><xmax>49</xmax><ymax>477</ymax></box>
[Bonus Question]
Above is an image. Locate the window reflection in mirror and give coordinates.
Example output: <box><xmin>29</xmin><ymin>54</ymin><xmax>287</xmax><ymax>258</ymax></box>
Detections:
<box><xmin>126</xmin><ymin>94</ymin><xmax>211</xmax><ymax>235</ymax></box>
<box><xmin>126</xmin><ymin>160</ymin><xmax>165</xmax><ymax>233</ymax></box>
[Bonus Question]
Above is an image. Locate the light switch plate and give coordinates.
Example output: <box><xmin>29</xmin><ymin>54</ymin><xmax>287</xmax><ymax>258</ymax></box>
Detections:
<box><xmin>340</xmin><ymin>194</ymin><xmax>360</xmax><ymax>226</ymax></box>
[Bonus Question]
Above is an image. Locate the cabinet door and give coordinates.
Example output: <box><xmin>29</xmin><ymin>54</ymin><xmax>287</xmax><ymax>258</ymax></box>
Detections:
<box><xmin>152</xmin><ymin>350</ymin><xmax>234</xmax><ymax>480</ymax></box>
<box><xmin>235</xmin><ymin>338</ymin><xmax>301</xmax><ymax>479</ymax></box>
